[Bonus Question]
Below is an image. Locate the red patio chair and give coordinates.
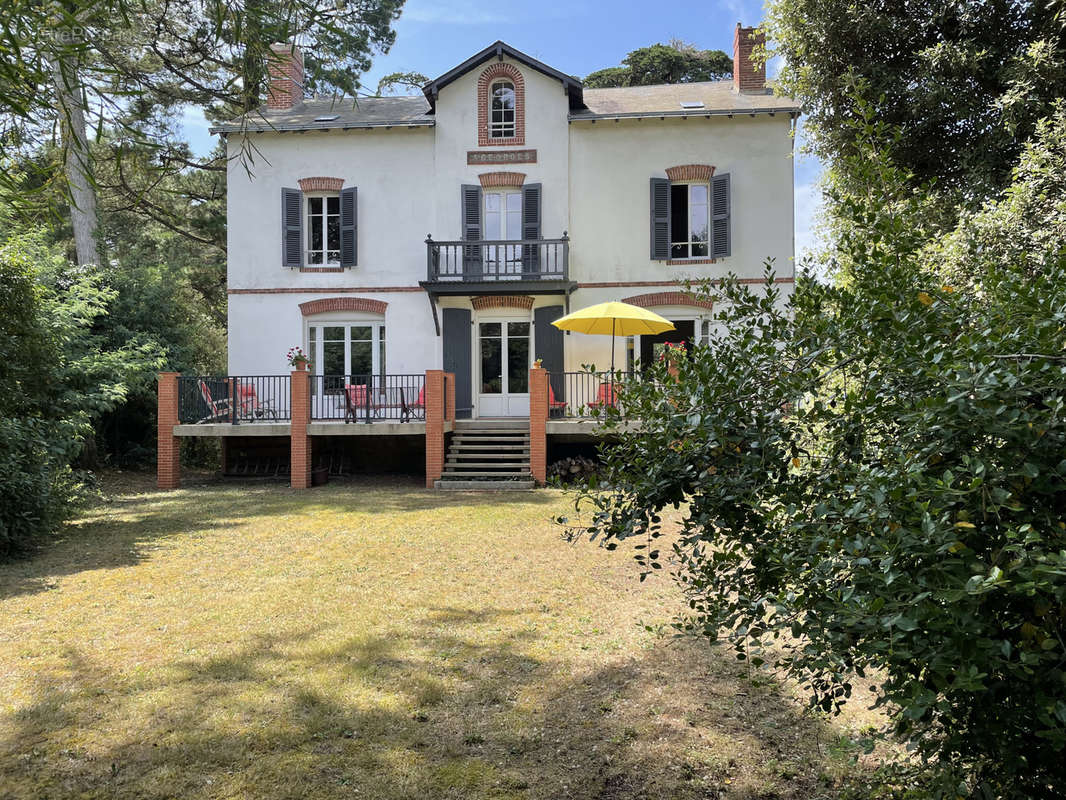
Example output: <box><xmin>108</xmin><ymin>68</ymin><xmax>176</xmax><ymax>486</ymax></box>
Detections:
<box><xmin>407</xmin><ymin>386</ymin><xmax>426</xmax><ymax>419</ymax></box>
<box><xmin>587</xmin><ymin>382</ymin><xmax>620</xmax><ymax>411</ymax></box>
<box><xmin>548</xmin><ymin>383</ymin><xmax>566</xmax><ymax>417</ymax></box>
<box><xmin>197</xmin><ymin>379</ymin><xmax>232</xmax><ymax>423</ymax></box>
<box><xmin>235</xmin><ymin>382</ymin><xmax>278</xmax><ymax>421</ymax></box>
<box><xmin>344</xmin><ymin>384</ymin><xmax>370</xmax><ymax>423</ymax></box>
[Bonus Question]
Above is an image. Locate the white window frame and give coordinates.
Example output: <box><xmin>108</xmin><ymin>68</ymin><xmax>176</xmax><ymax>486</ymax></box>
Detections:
<box><xmin>306</xmin><ymin>192</ymin><xmax>341</xmax><ymax>266</ymax></box>
<box><xmin>489</xmin><ymin>79</ymin><xmax>516</xmax><ymax>139</ymax></box>
<box><xmin>670</xmin><ymin>182</ymin><xmax>711</xmax><ymax>260</ymax></box>
<box><xmin>483</xmin><ymin>189</ymin><xmax>523</xmax><ymax>274</ymax></box>
<box><xmin>306</xmin><ymin>317</ymin><xmax>386</xmax><ymax>385</ymax></box>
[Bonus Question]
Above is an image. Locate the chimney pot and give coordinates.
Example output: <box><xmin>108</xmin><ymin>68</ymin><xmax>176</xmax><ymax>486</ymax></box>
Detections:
<box><xmin>267</xmin><ymin>42</ymin><xmax>305</xmax><ymax>110</ymax></box>
<box><xmin>733</xmin><ymin>23</ymin><xmax>767</xmax><ymax>94</ymax></box>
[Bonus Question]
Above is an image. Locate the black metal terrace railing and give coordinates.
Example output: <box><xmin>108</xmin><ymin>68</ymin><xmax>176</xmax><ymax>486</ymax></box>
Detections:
<box><xmin>310</xmin><ymin>374</ymin><xmax>426</xmax><ymax>423</ymax></box>
<box><xmin>177</xmin><ymin>375</ymin><xmax>292</xmax><ymax>424</ymax></box>
<box><xmin>426</xmin><ymin>236</ymin><xmax>569</xmax><ymax>282</ymax></box>
<box><xmin>546</xmin><ymin>371</ymin><xmax>632</xmax><ymax>419</ymax></box>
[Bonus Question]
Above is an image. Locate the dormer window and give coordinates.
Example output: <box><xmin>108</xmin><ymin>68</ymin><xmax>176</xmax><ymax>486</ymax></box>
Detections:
<box><xmin>477</xmin><ymin>64</ymin><xmax>525</xmax><ymax>146</ymax></box>
<box><xmin>490</xmin><ymin>80</ymin><xmax>516</xmax><ymax>139</ymax></box>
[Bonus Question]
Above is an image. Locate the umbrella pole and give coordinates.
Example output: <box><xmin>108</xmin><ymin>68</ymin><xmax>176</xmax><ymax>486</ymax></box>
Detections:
<box><xmin>610</xmin><ymin>318</ymin><xmax>616</xmax><ymax>407</ymax></box>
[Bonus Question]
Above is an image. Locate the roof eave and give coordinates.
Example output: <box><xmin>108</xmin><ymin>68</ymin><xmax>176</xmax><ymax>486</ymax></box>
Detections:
<box><xmin>209</xmin><ymin>119</ymin><xmax>436</xmax><ymax>135</ymax></box>
<box><xmin>569</xmin><ymin>107</ymin><xmax>801</xmax><ymax>122</ymax></box>
<box><xmin>422</xmin><ymin>40</ymin><xmax>584</xmax><ymax>112</ymax></box>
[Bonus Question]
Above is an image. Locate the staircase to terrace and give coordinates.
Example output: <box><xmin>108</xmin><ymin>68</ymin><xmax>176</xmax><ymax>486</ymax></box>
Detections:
<box><xmin>435</xmin><ymin>419</ymin><xmax>534</xmax><ymax>490</ymax></box>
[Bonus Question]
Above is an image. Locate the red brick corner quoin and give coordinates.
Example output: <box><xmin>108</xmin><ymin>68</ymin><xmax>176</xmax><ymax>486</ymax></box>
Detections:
<box><xmin>622</xmin><ymin>291</ymin><xmax>714</xmax><ymax>311</ymax></box>
<box><xmin>477</xmin><ymin>63</ymin><xmax>525</xmax><ymax>147</ymax></box>
<box><xmin>297</xmin><ymin>176</ymin><xmax>344</xmax><ymax>193</ymax></box>
<box><xmin>299</xmin><ymin>298</ymin><xmax>387</xmax><ymax>316</ymax></box>
<box><xmin>665</xmin><ymin>164</ymin><xmax>715</xmax><ymax>182</ymax></box>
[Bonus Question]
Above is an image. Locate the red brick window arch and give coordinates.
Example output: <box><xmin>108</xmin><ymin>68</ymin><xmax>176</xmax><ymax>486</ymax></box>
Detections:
<box><xmin>477</xmin><ymin>63</ymin><xmax>525</xmax><ymax>147</ymax></box>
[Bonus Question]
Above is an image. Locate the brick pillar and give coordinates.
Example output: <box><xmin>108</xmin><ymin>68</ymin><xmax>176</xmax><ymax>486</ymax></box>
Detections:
<box><xmin>425</xmin><ymin>370</ymin><xmax>446</xmax><ymax>488</ymax></box>
<box><xmin>157</xmin><ymin>372</ymin><xmax>181</xmax><ymax>489</ymax></box>
<box><xmin>529</xmin><ymin>366</ymin><xmax>548</xmax><ymax>486</ymax></box>
<box><xmin>290</xmin><ymin>369</ymin><xmax>312</xmax><ymax>489</ymax></box>
<box><xmin>445</xmin><ymin>371</ymin><xmax>456</xmax><ymax>422</ymax></box>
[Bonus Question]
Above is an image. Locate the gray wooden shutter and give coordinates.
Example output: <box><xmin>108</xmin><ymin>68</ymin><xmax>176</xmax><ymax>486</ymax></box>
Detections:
<box><xmin>340</xmin><ymin>186</ymin><xmax>357</xmax><ymax>267</ymax></box>
<box><xmin>282</xmin><ymin>187</ymin><xmax>303</xmax><ymax>267</ymax></box>
<box><xmin>650</xmin><ymin>177</ymin><xmax>670</xmax><ymax>260</ymax></box>
<box><xmin>711</xmin><ymin>173</ymin><xmax>731</xmax><ymax>258</ymax></box>
<box><xmin>461</xmin><ymin>184</ymin><xmax>482</xmax><ymax>278</ymax></box>
<box><xmin>534</xmin><ymin>305</ymin><xmax>564</xmax><ymax>402</ymax></box>
<box><xmin>442</xmin><ymin>308</ymin><xmax>473</xmax><ymax>419</ymax></box>
<box><xmin>521</xmin><ymin>182</ymin><xmax>542</xmax><ymax>275</ymax></box>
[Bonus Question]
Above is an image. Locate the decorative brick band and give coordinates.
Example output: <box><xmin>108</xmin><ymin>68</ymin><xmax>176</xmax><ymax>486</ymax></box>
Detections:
<box><xmin>622</xmin><ymin>291</ymin><xmax>714</xmax><ymax>310</ymax></box>
<box><xmin>667</xmin><ymin>258</ymin><xmax>716</xmax><ymax>265</ymax></box>
<box><xmin>478</xmin><ymin>171</ymin><xmax>526</xmax><ymax>188</ymax></box>
<box><xmin>471</xmin><ymin>295</ymin><xmax>535</xmax><ymax>311</ymax></box>
<box><xmin>298</xmin><ymin>176</ymin><xmax>344</xmax><ymax>193</ymax></box>
<box><xmin>477</xmin><ymin>62</ymin><xmax>525</xmax><ymax>147</ymax></box>
<box><xmin>299</xmin><ymin>297</ymin><xmax>388</xmax><ymax>316</ymax></box>
<box><xmin>665</xmin><ymin>164</ymin><xmax>715</xmax><ymax>182</ymax></box>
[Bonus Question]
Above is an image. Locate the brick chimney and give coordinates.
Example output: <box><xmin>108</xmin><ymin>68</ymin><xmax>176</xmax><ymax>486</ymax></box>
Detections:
<box><xmin>266</xmin><ymin>42</ymin><xmax>305</xmax><ymax>110</ymax></box>
<box><xmin>733</xmin><ymin>23</ymin><xmax>766</xmax><ymax>93</ymax></box>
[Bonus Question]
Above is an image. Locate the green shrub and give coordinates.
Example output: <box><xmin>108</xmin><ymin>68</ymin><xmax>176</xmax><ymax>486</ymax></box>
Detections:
<box><xmin>563</xmin><ymin>110</ymin><xmax>1066</xmax><ymax>797</ymax></box>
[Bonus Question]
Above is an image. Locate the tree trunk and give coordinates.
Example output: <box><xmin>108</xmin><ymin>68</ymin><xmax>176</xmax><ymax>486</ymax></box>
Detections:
<box><xmin>51</xmin><ymin>58</ymin><xmax>100</xmax><ymax>267</ymax></box>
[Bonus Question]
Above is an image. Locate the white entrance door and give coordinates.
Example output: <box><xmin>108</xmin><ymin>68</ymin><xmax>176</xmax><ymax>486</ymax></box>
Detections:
<box><xmin>477</xmin><ymin>319</ymin><xmax>530</xmax><ymax>417</ymax></box>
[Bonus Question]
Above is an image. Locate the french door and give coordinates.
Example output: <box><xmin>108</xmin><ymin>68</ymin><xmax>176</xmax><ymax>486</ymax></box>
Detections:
<box><xmin>477</xmin><ymin>320</ymin><xmax>530</xmax><ymax>417</ymax></box>
<box><xmin>308</xmin><ymin>322</ymin><xmax>385</xmax><ymax>395</ymax></box>
<box><xmin>483</xmin><ymin>190</ymin><xmax>522</xmax><ymax>277</ymax></box>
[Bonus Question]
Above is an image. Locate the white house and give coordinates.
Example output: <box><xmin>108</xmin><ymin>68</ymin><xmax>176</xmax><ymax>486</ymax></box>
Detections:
<box><xmin>211</xmin><ymin>25</ymin><xmax>799</xmax><ymax>421</ymax></box>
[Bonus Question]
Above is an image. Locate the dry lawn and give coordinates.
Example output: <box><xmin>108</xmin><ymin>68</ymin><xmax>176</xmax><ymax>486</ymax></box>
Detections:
<box><xmin>0</xmin><ymin>473</ymin><xmax>887</xmax><ymax>799</ymax></box>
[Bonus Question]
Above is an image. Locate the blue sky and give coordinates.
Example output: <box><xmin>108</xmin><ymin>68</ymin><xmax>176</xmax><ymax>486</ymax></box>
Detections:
<box><xmin>181</xmin><ymin>0</ymin><xmax>822</xmax><ymax>261</ymax></box>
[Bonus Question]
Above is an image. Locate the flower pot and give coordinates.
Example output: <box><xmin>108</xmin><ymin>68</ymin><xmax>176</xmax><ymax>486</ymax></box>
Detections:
<box><xmin>312</xmin><ymin>466</ymin><xmax>329</xmax><ymax>486</ymax></box>
<box><xmin>293</xmin><ymin>361</ymin><xmax>307</xmax><ymax>371</ymax></box>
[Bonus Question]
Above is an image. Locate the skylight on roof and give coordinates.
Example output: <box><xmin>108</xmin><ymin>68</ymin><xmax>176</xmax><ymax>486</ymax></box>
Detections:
<box><xmin>680</xmin><ymin>101</ymin><xmax>705</xmax><ymax>109</ymax></box>
<box><xmin>313</xmin><ymin>114</ymin><xmax>339</xmax><ymax>122</ymax></box>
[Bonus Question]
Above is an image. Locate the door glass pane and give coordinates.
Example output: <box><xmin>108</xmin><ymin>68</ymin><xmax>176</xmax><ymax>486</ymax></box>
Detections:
<box><xmin>323</xmin><ymin>326</ymin><xmax>344</xmax><ymax>341</ymax></box>
<box><xmin>507</xmin><ymin>322</ymin><xmax>529</xmax><ymax>393</ymax></box>
<box><xmin>505</xmin><ymin>193</ymin><xmax>522</xmax><ymax>240</ymax></box>
<box><xmin>480</xmin><ymin>322</ymin><xmax>502</xmax><ymax>394</ymax></box>
<box><xmin>350</xmin><ymin>341</ymin><xmax>372</xmax><ymax>379</ymax></box>
<box><xmin>323</xmin><ymin>340</ymin><xmax>345</xmax><ymax>393</ymax></box>
<box><xmin>308</xmin><ymin>327</ymin><xmax>318</xmax><ymax>371</ymax></box>
<box><xmin>379</xmin><ymin>326</ymin><xmax>386</xmax><ymax>378</ymax></box>
<box><xmin>484</xmin><ymin>193</ymin><xmax>501</xmax><ymax>239</ymax></box>
<box><xmin>350</xmin><ymin>325</ymin><xmax>372</xmax><ymax>342</ymax></box>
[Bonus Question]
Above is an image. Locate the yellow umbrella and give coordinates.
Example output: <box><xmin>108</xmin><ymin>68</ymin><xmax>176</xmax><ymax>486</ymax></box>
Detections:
<box><xmin>551</xmin><ymin>301</ymin><xmax>674</xmax><ymax>378</ymax></box>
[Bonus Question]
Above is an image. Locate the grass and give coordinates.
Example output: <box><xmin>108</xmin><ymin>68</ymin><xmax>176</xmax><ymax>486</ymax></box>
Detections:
<box><xmin>0</xmin><ymin>473</ymin><xmax>890</xmax><ymax>799</ymax></box>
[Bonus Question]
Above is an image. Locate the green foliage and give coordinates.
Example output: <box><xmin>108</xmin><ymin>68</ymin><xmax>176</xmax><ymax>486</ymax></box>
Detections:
<box><xmin>584</xmin><ymin>42</ymin><xmax>732</xmax><ymax>88</ymax></box>
<box><xmin>767</xmin><ymin>0</ymin><xmax>1066</xmax><ymax>202</ymax></box>
<box><xmin>0</xmin><ymin>230</ymin><xmax>163</xmax><ymax>555</ymax></box>
<box><xmin>562</xmin><ymin>109</ymin><xmax>1066</xmax><ymax>797</ymax></box>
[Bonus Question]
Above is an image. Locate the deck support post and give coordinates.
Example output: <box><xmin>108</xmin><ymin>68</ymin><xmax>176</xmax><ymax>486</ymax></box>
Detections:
<box><xmin>290</xmin><ymin>369</ymin><xmax>312</xmax><ymax>489</ymax></box>
<box><xmin>425</xmin><ymin>370</ymin><xmax>446</xmax><ymax>488</ymax></box>
<box><xmin>529</xmin><ymin>366</ymin><xmax>548</xmax><ymax>485</ymax></box>
<box><xmin>157</xmin><ymin>372</ymin><xmax>181</xmax><ymax>489</ymax></box>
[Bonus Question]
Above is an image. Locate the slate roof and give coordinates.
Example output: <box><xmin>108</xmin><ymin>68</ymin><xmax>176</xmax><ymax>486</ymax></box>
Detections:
<box><xmin>573</xmin><ymin>81</ymin><xmax>801</xmax><ymax>120</ymax></box>
<box><xmin>209</xmin><ymin>95</ymin><xmax>433</xmax><ymax>134</ymax></box>
<box><xmin>210</xmin><ymin>76</ymin><xmax>800</xmax><ymax>135</ymax></box>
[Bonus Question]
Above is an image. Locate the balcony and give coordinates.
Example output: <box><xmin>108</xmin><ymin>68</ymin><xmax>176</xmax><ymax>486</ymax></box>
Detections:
<box><xmin>422</xmin><ymin>235</ymin><xmax>574</xmax><ymax>295</ymax></box>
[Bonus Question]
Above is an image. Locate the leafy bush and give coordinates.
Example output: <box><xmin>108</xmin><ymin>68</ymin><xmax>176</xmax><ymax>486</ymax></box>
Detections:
<box><xmin>0</xmin><ymin>230</ymin><xmax>162</xmax><ymax>556</ymax></box>
<box><xmin>563</xmin><ymin>112</ymin><xmax>1066</xmax><ymax>797</ymax></box>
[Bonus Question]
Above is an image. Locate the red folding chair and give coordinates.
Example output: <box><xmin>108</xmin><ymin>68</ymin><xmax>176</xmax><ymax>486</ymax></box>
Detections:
<box><xmin>344</xmin><ymin>384</ymin><xmax>370</xmax><ymax>423</ymax></box>
<box><xmin>587</xmin><ymin>382</ymin><xmax>619</xmax><ymax>411</ymax></box>
<box><xmin>548</xmin><ymin>383</ymin><xmax>566</xmax><ymax>417</ymax></box>
<box><xmin>235</xmin><ymin>382</ymin><xmax>278</xmax><ymax>421</ymax></box>
<box><xmin>197</xmin><ymin>379</ymin><xmax>232</xmax><ymax>423</ymax></box>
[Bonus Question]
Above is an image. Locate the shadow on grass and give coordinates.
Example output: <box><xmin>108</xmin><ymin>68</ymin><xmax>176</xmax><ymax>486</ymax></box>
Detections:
<box><xmin>2</xmin><ymin>602</ymin><xmax>862</xmax><ymax>799</ymax></box>
<box><xmin>0</xmin><ymin>472</ymin><xmax>559</xmax><ymax>601</ymax></box>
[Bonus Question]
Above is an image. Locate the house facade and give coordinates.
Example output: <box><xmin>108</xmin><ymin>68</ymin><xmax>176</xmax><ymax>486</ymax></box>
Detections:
<box><xmin>213</xmin><ymin>26</ymin><xmax>799</xmax><ymax>422</ymax></box>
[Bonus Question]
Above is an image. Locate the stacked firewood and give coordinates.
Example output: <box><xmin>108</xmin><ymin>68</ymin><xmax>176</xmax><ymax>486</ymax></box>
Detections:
<box><xmin>547</xmin><ymin>455</ymin><xmax>600</xmax><ymax>484</ymax></box>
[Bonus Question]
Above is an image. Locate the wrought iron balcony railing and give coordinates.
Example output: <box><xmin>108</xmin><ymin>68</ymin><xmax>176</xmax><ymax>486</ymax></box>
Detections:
<box><xmin>425</xmin><ymin>235</ymin><xmax>569</xmax><ymax>282</ymax></box>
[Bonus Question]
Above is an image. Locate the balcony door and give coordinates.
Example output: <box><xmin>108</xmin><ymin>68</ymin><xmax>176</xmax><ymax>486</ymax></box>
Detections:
<box><xmin>477</xmin><ymin>320</ymin><xmax>530</xmax><ymax>417</ymax></box>
<box><xmin>483</xmin><ymin>190</ymin><xmax>522</xmax><ymax>278</ymax></box>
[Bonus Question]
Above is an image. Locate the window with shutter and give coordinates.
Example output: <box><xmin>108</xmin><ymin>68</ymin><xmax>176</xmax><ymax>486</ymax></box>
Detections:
<box><xmin>340</xmin><ymin>186</ymin><xmax>357</xmax><ymax>267</ymax></box>
<box><xmin>649</xmin><ymin>178</ymin><xmax>670</xmax><ymax>259</ymax></box>
<box><xmin>521</xmin><ymin>182</ymin><xmax>541</xmax><ymax>274</ymax></box>
<box><xmin>461</xmin><ymin>184</ymin><xmax>482</xmax><ymax>278</ymax></box>
<box><xmin>282</xmin><ymin>188</ymin><xmax>303</xmax><ymax>267</ymax></box>
<box><xmin>711</xmin><ymin>173</ymin><xmax>731</xmax><ymax>258</ymax></box>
